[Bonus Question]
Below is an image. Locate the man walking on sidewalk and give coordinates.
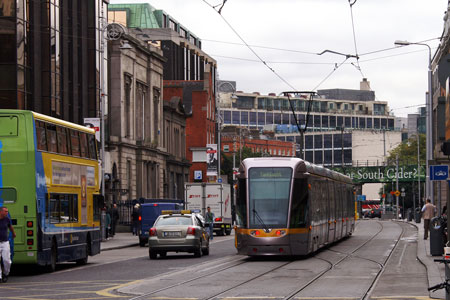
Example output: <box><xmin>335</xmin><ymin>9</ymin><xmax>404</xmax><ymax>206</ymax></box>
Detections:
<box><xmin>0</xmin><ymin>207</ymin><xmax>16</xmax><ymax>283</ymax></box>
<box><xmin>422</xmin><ymin>198</ymin><xmax>436</xmax><ymax>240</ymax></box>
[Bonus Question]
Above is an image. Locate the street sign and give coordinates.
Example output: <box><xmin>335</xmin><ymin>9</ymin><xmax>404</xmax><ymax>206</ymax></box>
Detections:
<box><xmin>217</xmin><ymin>178</ymin><xmax>222</xmax><ymax>183</ymax></box>
<box><xmin>356</xmin><ymin>195</ymin><xmax>366</xmax><ymax>201</ymax></box>
<box><xmin>194</xmin><ymin>170</ymin><xmax>202</xmax><ymax>181</ymax></box>
<box><xmin>394</xmin><ymin>191</ymin><xmax>400</xmax><ymax>197</ymax></box>
<box><xmin>430</xmin><ymin>165</ymin><xmax>449</xmax><ymax>181</ymax></box>
<box><xmin>401</xmin><ymin>192</ymin><xmax>406</xmax><ymax>197</ymax></box>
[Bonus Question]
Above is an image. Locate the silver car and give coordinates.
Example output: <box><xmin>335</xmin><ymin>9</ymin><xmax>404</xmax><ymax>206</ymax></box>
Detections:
<box><xmin>148</xmin><ymin>210</ymin><xmax>210</xmax><ymax>259</ymax></box>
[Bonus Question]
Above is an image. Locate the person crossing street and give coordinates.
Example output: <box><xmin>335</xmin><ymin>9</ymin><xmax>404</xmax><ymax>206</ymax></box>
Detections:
<box><xmin>205</xmin><ymin>206</ymin><xmax>215</xmax><ymax>240</ymax></box>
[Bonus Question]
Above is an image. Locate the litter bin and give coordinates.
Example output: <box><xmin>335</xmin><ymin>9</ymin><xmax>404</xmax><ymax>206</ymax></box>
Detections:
<box><xmin>430</xmin><ymin>217</ymin><xmax>445</xmax><ymax>256</ymax></box>
<box><xmin>407</xmin><ymin>208</ymin><xmax>413</xmax><ymax>221</ymax></box>
<box><xmin>415</xmin><ymin>208</ymin><xmax>422</xmax><ymax>223</ymax></box>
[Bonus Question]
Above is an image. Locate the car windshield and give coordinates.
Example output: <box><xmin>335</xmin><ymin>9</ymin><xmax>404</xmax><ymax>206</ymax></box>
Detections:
<box><xmin>156</xmin><ymin>216</ymin><xmax>192</xmax><ymax>226</ymax></box>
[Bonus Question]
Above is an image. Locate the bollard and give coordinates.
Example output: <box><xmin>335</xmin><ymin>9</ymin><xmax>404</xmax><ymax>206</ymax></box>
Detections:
<box><xmin>101</xmin><ymin>210</ymin><xmax>106</xmax><ymax>241</ymax></box>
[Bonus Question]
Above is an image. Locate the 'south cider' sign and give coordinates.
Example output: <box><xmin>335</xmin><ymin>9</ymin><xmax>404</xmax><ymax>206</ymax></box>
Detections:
<box><xmin>331</xmin><ymin>165</ymin><xmax>426</xmax><ymax>183</ymax></box>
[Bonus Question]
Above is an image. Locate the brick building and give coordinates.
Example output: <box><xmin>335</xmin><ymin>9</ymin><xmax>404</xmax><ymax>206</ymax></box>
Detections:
<box><xmin>221</xmin><ymin>131</ymin><xmax>295</xmax><ymax>158</ymax></box>
<box><xmin>163</xmin><ymin>78</ymin><xmax>217</xmax><ymax>183</ymax></box>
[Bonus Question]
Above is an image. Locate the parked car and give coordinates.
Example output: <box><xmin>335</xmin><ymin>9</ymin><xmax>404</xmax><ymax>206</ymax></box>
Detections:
<box><xmin>368</xmin><ymin>208</ymin><xmax>382</xmax><ymax>218</ymax></box>
<box><xmin>148</xmin><ymin>210</ymin><xmax>210</xmax><ymax>259</ymax></box>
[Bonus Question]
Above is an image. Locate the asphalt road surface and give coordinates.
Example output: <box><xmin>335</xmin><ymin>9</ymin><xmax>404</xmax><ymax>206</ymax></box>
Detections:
<box><xmin>2</xmin><ymin>220</ymin><xmax>429</xmax><ymax>300</ymax></box>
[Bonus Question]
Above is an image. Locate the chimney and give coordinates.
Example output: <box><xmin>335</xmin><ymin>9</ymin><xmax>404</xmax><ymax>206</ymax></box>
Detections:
<box><xmin>360</xmin><ymin>78</ymin><xmax>370</xmax><ymax>91</ymax></box>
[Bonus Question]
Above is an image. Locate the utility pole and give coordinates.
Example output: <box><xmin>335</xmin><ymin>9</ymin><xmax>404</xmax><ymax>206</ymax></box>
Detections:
<box><xmin>396</xmin><ymin>153</ymin><xmax>399</xmax><ymax>219</ymax></box>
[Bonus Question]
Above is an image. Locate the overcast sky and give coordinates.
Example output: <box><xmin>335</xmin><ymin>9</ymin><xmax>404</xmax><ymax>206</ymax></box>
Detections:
<box><xmin>111</xmin><ymin>0</ymin><xmax>448</xmax><ymax>117</ymax></box>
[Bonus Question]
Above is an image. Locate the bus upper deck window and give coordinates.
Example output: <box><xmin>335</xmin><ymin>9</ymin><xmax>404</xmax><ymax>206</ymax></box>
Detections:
<box><xmin>35</xmin><ymin>121</ymin><xmax>47</xmax><ymax>151</ymax></box>
<box><xmin>70</xmin><ymin>130</ymin><xmax>80</xmax><ymax>157</ymax></box>
<box><xmin>80</xmin><ymin>132</ymin><xmax>88</xmax><ymax>158</ymax></box>
<box><xmin>88</xmin><ymin>135</ymin><xmax>97</xmax><ymax>160</ymax></box>
<box><xmin>46</xmin><ymin>124</ymin><xmax>57</xmax><ymax>153</ymax></box>
<box><xmin>56</xmin><ymin>126</ymin><xmax>68</xmax><ymax>155</ymax></box>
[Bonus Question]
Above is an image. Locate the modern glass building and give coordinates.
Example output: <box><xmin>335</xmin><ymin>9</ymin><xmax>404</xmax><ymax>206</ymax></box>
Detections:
<box><xmin>219</xmin><ymin>81</ymin><xmax>397</xmax><ymax>167</ymax></box>
<box><xmin>0</xmin><ymin>0</ymin><xmax>107</xmax><ymax>123</ymax></box>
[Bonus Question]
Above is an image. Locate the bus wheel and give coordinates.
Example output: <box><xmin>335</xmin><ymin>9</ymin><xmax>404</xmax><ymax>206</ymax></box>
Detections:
<box><xmin>46</xmin><ymin>242</ymin><xmax>57</xmax><ymax>272</ymax></box>
<box><xmin>76</xmin><ymin>241</ymin><xmax>90</xmax><ymax>265</ymax></box>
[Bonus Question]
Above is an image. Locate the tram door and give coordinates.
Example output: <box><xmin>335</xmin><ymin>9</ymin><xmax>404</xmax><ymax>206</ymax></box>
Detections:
<box><xmin>327</xmin><ymin>180</ymin><xmax>336</xmax><ymax>243</ymax></box>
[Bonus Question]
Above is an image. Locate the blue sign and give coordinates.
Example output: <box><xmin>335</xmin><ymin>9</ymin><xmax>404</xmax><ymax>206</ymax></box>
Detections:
<box><xmin>430</xmin><ymin>165</ymin><xmax>449</xmax><ymax>181</ymax></box>
<box><xmin>217</xmin><ymin>178</ymin><xmax>222</xmax><ymax>183</ymax></box>
<box><xmin>194</xmin><ymin>170</ymin><xmax>202</xmax><ymax>181</ymax></box>
<box><xmin>356</xmin><ymin>195</ymin><xmax>366</xmax><ymax>202</ymax></box>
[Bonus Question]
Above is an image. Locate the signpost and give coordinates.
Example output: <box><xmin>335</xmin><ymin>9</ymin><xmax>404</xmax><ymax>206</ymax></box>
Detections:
<box><xmin>430</xmin><ymin>165</ymin><xmax>449</xmax><ymax>181</ymax></box>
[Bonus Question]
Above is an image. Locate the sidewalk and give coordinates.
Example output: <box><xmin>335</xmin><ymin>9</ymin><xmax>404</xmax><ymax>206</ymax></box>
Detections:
<box><xmin>100</xmin><ymin>232</ymin><xmax>139</xmax><ymax>251</ymax></box>
<box><xmin>407</xmin><ymin>219</ymin><xmax>446</xmax><ymax>299</ymax></box>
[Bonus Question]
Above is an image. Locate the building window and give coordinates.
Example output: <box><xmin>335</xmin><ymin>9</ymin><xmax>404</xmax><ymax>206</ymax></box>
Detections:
<box><xmin>153</xmin><ymin>87</ymin><xmax>160</xmax><ymax>143</ymax></box>
<box><xmin>124</xmin><ymin>75</ymin><xmax>132</xmax><ymax>138</ymax></box>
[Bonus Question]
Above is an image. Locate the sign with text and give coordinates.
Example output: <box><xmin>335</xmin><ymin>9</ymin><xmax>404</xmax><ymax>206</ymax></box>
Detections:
<box><xmin>331</xmin><ymin>165</ymin><xmax>426</xmax><ymax>184</ymax></box>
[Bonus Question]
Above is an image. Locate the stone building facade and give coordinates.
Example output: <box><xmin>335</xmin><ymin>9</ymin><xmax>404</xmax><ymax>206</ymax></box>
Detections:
<box><xmin>107</xmin><ymin>33</ymin><xmax>169</xmax><ymax>204</ymax></box>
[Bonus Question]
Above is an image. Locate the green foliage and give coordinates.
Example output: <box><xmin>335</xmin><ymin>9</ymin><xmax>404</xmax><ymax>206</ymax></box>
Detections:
<box><xmin>221</xmin><ymin>146</ymin><xmax>263</xmax><ymax>183</ymax></box>
<box><xmin>380</xmin><ymin>133</ymin><xmax>426</xmax><ymax>209</ymax></box>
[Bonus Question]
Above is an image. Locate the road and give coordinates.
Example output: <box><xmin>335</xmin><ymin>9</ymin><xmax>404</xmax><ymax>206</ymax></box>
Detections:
<box><xmin>3</xmin><ymin>220</ymin><xmax>429</xmax><ymax>300</ymax></box>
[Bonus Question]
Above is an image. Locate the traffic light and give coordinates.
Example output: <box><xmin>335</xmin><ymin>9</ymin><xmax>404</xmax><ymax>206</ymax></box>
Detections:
<box><xmin>441</xmin><ymin>140</ymin><xmax>450</xmax><ymax>156</ymax></box>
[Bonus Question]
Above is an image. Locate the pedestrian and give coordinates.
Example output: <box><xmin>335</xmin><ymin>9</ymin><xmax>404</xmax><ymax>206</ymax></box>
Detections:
<box><xmin>111</xmin><ymin>203</ymin><xmax>119</xmax><ymax>236</ymax></box>
<box><xmin>0</xmin><ymin>207</ymin><xmax>16</xmax><ymax>283</ymax></box>
<box><xmin>422</xmin><ymin>198</ymin><xmax>436</xmax><ymax>240</ymax></box>
<box><xmin>205</xmin><ymin>206</ymin><xmax>215</xmax><ymax>240</ymax></box>
<box><xmin>105</xmin><ymin>207</ymin><xmax>111</xmax><ymax>240</ymax></box>
<box><xmin>132</xmin><ymin>204</ymin><xmax>140</xmax><ymax>236</ymax></box>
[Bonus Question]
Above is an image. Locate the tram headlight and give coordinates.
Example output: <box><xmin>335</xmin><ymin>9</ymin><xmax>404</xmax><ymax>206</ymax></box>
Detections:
<box><xmin>250</xmin><ymin>230</ymin><xmax>261</xmax><ymax>236</ymax></box>
<box><xmin>275</xmin><ymin>230</ymin><xmax>286</xmax><ymax>236</ymax></box>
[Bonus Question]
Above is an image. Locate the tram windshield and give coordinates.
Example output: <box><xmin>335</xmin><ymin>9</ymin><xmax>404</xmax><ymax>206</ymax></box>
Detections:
<box><xmin>248</xmin><ymin>167</ymin><xmax>292</xmax><ymax>228</ymax></box>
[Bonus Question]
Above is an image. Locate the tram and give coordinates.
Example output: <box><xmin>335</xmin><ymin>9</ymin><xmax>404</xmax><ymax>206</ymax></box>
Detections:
<box><xmin>235</xmin><ymin>157</ymin><xmax>355</xmax><ymax>256</ymax></box>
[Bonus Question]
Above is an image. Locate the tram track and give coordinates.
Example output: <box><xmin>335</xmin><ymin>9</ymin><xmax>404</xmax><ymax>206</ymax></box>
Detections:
<box><xmin>120</xmin><ymin>220</ymin><xmax>408</xmax><ymax>300</ymax></box>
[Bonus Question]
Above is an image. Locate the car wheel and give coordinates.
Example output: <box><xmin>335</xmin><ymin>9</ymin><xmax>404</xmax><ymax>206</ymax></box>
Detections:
<box><xmin>225</xmin><ymin>228</ymin><xmax>232</xmax><ymax>235</ymax></box>
<box><xmin>139</xmin><ymin>238</ymin><xmax>146</xmax><ymax>247</ymax></box>
<box><xmin>194</xmin><ymin>241</ymin><xmax>202</xmax><ymax>258</ymax></box>
<box><xmin>149</xmin><ymin>249</ymin><xmax>157</xmax><ymax>259</ymax></box>
<box><xmin>202</xmin><ymin>244</ymin><xmax>209</xmax><ymax>256</ymax></box>
<box><xmin>217</xmin><ymin>228</ymin><xmax>225</xmax><ymax>236</ymax></box>
<box><xmin>159</xmin><ymin>251</ymin><xmax>167</xmax><ymax>258</ymax></box>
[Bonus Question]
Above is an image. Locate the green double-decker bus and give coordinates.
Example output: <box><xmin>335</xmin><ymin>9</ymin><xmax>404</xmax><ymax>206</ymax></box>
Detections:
<box><xmin>0</xmin><ymin>110</ymin><xmax>102</xmax><ymax>271</ymax></box>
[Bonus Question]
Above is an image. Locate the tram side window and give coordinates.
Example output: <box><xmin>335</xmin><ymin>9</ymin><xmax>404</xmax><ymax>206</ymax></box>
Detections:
<box><xmin>36</xmin><ymin>121</ymin><xmax>47</xmax><ymax>151</ymax></box>
<box><xmin>88</xmin><ymin>134</ymin><xmax>97</xmax><ymax>160</ymax></box>
<box><xmin>80</xmin><ymin>132</ymin><xmax>89</xmax><ymax>158</ymax></box>
<box><xmin>47</xmin><ymin>193</ymin><xmax>79</xmax><ymax>223</ymax></box>
<box><xmin>46</xmin><ymin>124</ymin><xmax>58</xmax><ymax>153</ymax></box>
<box><xmin>290</xmin><ymin>178</ymin><xmax>308</xmax><ymax>228</ymax></box>
<box><xmin>236</xmin><ymin>178</ymin><xmax>247</xmax><ymax>227</ymax></box>
<box><xmin>70</xmin><ymin>130</ymin><xmax>81</xmax><ymax>157</ymax></box>
<box><xmin>56</xmin><ymin>126</ymin><xmax>69</xmax><ymax>155</ymax></box>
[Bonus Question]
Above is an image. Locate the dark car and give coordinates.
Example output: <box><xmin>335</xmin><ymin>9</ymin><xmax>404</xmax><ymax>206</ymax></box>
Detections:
<box><xmin>368</xmin><ymin>208</ymin><xmax>382</xmax><ymax>218</ymax></box>
<box><xmin>148</xmin><ymin>210</ymin><xmax>210</xmax><ymax>259</ymax></box>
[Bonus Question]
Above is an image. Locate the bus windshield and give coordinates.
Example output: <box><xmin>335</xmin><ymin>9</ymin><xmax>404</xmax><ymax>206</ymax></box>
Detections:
<box><xmin>248</xmin><ymin>167</ymin><xmax>292</xmax><ymax>228</ymax></box>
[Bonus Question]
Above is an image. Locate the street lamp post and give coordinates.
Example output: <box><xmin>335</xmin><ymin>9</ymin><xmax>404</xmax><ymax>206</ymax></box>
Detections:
<box><xmin>216</xmin><ymin>81</ymin><xmax>237</xmax><ymax>182</ymax></box>
<box><xmin>394</xmin><ymin>40</ymin><xmax>433</xmax><ymax>203</ymax></box>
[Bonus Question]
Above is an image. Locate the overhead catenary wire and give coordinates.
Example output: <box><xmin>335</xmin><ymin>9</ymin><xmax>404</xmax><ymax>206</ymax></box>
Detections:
<box><xmin>202</xmin><ymin>0</ymin><xmax>298</xmax><ymax>91</ymax></box>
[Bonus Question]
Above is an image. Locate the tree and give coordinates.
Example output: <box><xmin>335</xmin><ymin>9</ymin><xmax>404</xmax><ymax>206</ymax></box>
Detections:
<box><xmin>221</xmin><ymin>146</ymin><xmax>263</xmax><ymax>184</ymax></box>
<box><xmin>381</xmin><ymin>134</ymin><xmax>426</xmax><ymax>212</ymax></box>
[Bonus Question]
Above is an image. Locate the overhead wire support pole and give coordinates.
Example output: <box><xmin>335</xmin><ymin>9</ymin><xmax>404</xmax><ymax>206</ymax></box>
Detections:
<box><xmin>283</xmin><ymin>91</ymin><xmax>316</xmax><ymax>160</ymax></box>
